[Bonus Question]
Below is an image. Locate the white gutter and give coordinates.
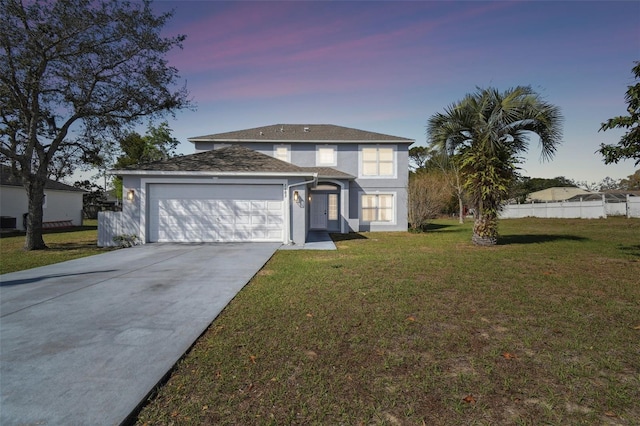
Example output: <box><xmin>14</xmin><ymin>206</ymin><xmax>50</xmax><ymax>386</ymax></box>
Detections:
<box><xmin>188</xmin><ymin>138</ymin><xmax>414</xmax><ymax>144</ymax></box>
<box><xmin>284</xmin><ymin>174</ymin><xmax>318</xmax><ymax>245</ymax></box>
<box><xmin>108</xmin><ymin>170</ymin><xmax>317</xmax><ymax>177</ymax></box>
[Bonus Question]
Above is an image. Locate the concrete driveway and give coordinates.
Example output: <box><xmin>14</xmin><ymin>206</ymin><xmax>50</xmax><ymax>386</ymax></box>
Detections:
<box><xmin>0</xmin><ymin>242</ymin><xmax>280</xmax><ymax>426</ymax></box>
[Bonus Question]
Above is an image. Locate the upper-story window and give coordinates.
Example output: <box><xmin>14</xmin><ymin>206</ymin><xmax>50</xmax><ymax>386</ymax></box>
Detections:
<box><xmin>316</xmin><ymin>145</ymin><xmax>337</xmax><ymax>166</ymax></box>
<box><xmin>274</xmin><ymin>144</ymin><xmax>290</xmax><ymax>162</ymax></box>
<box><xmin>360</xmin><ymin>146</ymin><xmax>395</xmax><ymax>177</ymax></box>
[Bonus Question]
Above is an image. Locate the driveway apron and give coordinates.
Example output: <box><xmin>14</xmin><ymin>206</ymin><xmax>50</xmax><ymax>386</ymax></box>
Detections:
<box><xmin>0</xmin><ymin>242</ymin><xmax>279</xmax><ymax>426</ymax></box>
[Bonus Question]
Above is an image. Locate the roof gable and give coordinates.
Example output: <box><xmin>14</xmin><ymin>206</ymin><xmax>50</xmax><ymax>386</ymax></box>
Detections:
<box><xmin>188</xmin><ymin>124</ymin><xmax>414</xmax><ymax>144</ymax></box>
<box><xmin>114</xmin><ymin>145</ymin><xmax>309</xmax><ymax>174</ymax></box>
<box><xmin>0</xmin><ymin>164</ymin><xmax>84</xmax><ymax>192</ymax></box>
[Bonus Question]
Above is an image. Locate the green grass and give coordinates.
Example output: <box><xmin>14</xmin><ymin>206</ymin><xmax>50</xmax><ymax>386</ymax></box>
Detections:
<box><xmin>136</xmin><ymin>217</ymin><xmax>640</xmax><ymax>425</ymax></box>
<box><xmin>0</xmin><ymin>220</ymin><xmax>112</xmax><ymax>274</ymax></box>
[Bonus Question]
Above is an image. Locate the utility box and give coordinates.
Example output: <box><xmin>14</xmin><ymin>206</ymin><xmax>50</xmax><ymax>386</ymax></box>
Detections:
<box><xmin>0</xmin><ymin>216</ymin><xmax>17</xmax><ymax>229</ymax></box>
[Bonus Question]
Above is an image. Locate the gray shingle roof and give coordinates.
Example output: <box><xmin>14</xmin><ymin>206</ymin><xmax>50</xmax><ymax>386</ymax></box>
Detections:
<box><xmin>566</xmin><ymin>192</ymin><xmax>639</xmax><ymax>202</ymax></box>
<box><xmin>116</xmin><ymin>145</ymin><xmax>310</xmax><ymax>174</ymax></box>
<box><xmin>301</xmin><ymin>167</ymin><xmax>354</xmax><ymax>179</ymax></box>
<box><xmin>189</xmin><ymin>124</ymin><xmax>413</xmax><ymax>144</ymax></box>
<box><xmin>0</xmin><ymin>164</ymin><xmax>84</xmax><ymax>192</ymax></box>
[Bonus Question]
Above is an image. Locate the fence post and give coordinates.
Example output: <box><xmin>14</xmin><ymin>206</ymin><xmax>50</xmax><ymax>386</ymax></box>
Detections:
<box><xmin>627</xmin><ymin>194</ymin><xmax>631</xmax><ymax>219</ymax></box>
<box><xmin>602</xmin><ymin>194</ymin><xmax>607</xmax><ymax>219</ymax></box>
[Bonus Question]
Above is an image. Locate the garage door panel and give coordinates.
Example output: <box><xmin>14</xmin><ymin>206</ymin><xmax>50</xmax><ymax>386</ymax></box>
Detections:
<box><xmin>148</xmin><ymin>184</ymin><xmax>283</xmax><ymax>243</ymax></box>
<box><xmin>265</xmin><ymin>229</ymin><xmax>283</xmax><ymax>239</ymax></box>
<box><xmin>218</xmin><ymin>214</ymin><xmax>235</xmax><ymax>224</ymax></box>
<box><xmin>267</xmin><ymin>201</ymin><xmax>282</xmax><ymax>211</ymax></box>
<box><xmin>217</xmin><ymin>201</ymin><xmax>235</xmax><ymax>215</ymax></box>
<box><xmin>234</xmin><ymin>224</ymin><xmax>253</xmax><ymax>240</ymax></box>
<box><xmin>158</xmin><ymin>227</ymin><xmax>218</xmax><ymax>242</ymax></box>
<box><xmin>268</xmin><ymin>214</ymin><xmax>284</xmax><ymax>226</ymax></box>
<box><xmin>251</xmin><ymin>229</ymin><xmax>268</xmax><ymax>240</ymax></box>
<box><xmin>251</xmin><ymin>215</ymin><xmax>267</xmax><ymax>225</ymax></box>
<box><xmin>236</xmin><ymin>214</ymin><xmax>250</xmax><ymax>224</ymax></box>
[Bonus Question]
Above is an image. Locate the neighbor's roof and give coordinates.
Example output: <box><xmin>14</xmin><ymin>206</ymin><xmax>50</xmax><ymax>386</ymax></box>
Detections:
<box><xmin>0</xmin><ymin>164</ymin><xmax>84</xmax><ymax>192</ymax></box>
<box><xmin>189</xmin><ymin>124</ymin><xmax>414</xmax><ymax>144</ymax></box>
<box><xmin>113</xmin><ymin>145</ymin><xmax>351</xmax><ymax>179</ymax></box>
<box><xmin>527</xmin><ymin>186</ymin><xmax>590</xmax><ymax>202</ymax></box>
<box><xmin>566</xmin><ymin>191</ymin><xmax>640</xmax><ymax>202</ymax></box>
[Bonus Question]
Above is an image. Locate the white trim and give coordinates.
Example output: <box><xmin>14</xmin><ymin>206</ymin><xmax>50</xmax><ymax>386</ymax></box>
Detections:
<box><xmin>110</xmin><ymin>170</ymin><xmax>315</xmax><ymax>178</ymax></box>
<box><xmin>358</xmin><ymin>191</ymin><xmax>397</xmax><ymax>225</ymax></box>
<box><xmin>315</xmin><ymin>144</ymin><xmax>337</xmax><ymax>166</ymax></box>
<box><xmin>358</xmin><ymin>145</ymin><xmax>397</xmax><ymax>179</ymax></box>
<box><xmin>189</xmin><ymin>138</ymin><xmax>413</xmax><ymax>144</ymax></box>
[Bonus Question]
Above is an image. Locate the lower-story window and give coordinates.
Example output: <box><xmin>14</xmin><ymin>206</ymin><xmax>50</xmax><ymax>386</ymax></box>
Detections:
<box><xmin>361</xmin><ymin>193</ymin><xmax>394</xmax><ymax>222</ymax></box>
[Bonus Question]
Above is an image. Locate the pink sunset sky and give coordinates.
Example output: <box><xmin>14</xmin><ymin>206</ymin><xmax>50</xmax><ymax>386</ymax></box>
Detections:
<box><xmin>151</xmin><ymin>0</ymin><xmax>639</xmax><ymax>183</ymax></box>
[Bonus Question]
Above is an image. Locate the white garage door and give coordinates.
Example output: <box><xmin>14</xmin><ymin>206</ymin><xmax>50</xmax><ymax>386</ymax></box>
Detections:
<box><xmin>148</xmin><ymin>184</ymin><xmax>284</xmax><ymax>243</ymax></box>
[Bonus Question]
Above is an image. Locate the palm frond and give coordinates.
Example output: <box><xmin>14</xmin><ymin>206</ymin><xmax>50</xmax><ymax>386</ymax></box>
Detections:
<box><xmin>425</xmin><ymin>85</ymin><xmax>564</xmax><ymax>223</ymax></box>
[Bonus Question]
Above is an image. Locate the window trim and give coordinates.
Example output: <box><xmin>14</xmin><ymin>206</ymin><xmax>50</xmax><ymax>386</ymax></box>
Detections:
<box><xmin>358</xmin><ymin>145</ymin><xmax>397</xmax><ymax>179</ymax></box>
<box><xmin>316</xmin><ymin>144</ymin><xmax>337</xmax><ymax>167</ymax></box>
<box><xmin>274</xmin><ymin>144</ymin><xmax>291</xmax><ymax>163</ymax></box>
<box><xmin>359</xmin><ymin>191</ymin><xmax>396</xmax><ymax>224</ymax></box>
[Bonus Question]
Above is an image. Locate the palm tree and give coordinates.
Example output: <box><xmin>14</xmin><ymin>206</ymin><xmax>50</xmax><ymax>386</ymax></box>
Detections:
<box><xmin>427</xmin><ymin>86</ymin><xmax>563</xmax><ymax>246</ymax></box>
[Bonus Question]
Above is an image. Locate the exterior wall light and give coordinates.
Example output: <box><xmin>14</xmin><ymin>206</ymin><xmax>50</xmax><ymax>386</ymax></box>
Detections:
<box><xmin>293</xmin><ymin>191</ymin><xmax>299</xmax><ymax>202</ymax></box>
<box><xmin>127</xmin><ymin>189</ymin><xmax>135</xmax><ymax>201</ymax></box>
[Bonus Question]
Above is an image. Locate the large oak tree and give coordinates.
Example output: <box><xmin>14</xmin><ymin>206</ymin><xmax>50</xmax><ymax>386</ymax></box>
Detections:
<box><xmin>0</xmin><ymin>0</ymin><xmax>190</xmax><ymax>250</ymax></box>
<box><xmin>598</xmin><ymin>61</ymin><xmax>640</xmax><ymax>166</ymax></box>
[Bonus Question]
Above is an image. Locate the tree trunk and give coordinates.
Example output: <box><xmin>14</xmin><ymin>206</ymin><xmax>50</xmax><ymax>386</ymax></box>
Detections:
<box><xmin>471</xmin><ymin>212</ymin><xmax>498</xmax><ymax>246</ymax></box>
<box><xmin>24</xmin><ymin>179</ymin><xmax>48</xmax><ymax>250</ymax></box>
<box><xmin>457</xmin><ymin>192</ymin><xmax>464</xmax><ymax>224</ymax></box>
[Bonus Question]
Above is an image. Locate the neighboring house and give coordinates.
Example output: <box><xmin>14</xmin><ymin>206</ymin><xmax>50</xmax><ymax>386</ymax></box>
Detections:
<box><xmin>566</xmin><ymin>190</ymin><xmax>640</xmax><ymax>202</ymax></box>
<box><xmin>527</xmin><ymin>186</ymin><xmax>591</xmax><ymax>202</ymax></box>
<box><xmin>113</xmin><ymin>124</ymin><xmax>414</xmax><ymax>245</ymax></box>
<box><xmin>0</xmin><ymin>164</ymin><xmax>84</xmax><ymax>230</ymax></box>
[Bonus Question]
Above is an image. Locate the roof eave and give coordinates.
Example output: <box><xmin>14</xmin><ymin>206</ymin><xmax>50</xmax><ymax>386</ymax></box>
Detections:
<box><xmin>188</xmin><ymin>138</ymin><xmax>414</xmax><ymax>144</ymax></box>
<box><xmin>109</xmin><ymin>170</ymin><xmax>318</xmax><ymax>178</ymax></box>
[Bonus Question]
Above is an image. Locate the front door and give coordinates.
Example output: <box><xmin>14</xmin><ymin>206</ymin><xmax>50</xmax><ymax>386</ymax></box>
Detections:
<box><xmin>310</xmin><ymin>193</ymin><xmax>328</xmax><ymax>229</ymax></box>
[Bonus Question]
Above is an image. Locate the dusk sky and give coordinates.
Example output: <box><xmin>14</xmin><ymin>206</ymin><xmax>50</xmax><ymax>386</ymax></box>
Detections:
<box><xmin>152</xmin><ymin>0</ymin><xmax>639</xmax><ymax>184</ymax></box>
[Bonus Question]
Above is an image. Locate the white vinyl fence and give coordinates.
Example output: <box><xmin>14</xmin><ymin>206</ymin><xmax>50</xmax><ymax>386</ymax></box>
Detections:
<box><xmin>500</xmin><ymin>195</ymin><xmax>640</xmax><ymax>219</ymax></box>
<box><xmin>628</xmin><ymin>196</ymin><xmax>640</xmax><ymax>218</ymax></box>
<box><xmin>98</xmin><ymin>211</ymin><xmax>122</xmax><ymax>247</ymax></box>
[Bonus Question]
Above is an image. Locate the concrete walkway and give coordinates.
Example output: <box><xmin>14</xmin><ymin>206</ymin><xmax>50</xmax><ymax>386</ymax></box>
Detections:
<box><xmin>279</xmin><ymin>230</ymin><xmax>336</xmax><ymax>250</ymax></box>
<box><xmin>0</xmin><ymin>242</ymin><xmax>279</xmax><ymax>426</ymax></box>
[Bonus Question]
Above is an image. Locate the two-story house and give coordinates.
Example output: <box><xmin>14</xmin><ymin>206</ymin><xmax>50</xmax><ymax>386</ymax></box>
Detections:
<box><xmin>114</xmin><ymin>124</ymin><xmax>413</xmax><ymax>245</ymax></box>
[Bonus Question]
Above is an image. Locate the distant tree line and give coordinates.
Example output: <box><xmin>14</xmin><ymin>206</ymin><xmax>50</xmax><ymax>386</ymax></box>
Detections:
<box><xmin>408</xmin><ymin>142</ymin><xmax>639</xmax><ymax>231</ymax></box>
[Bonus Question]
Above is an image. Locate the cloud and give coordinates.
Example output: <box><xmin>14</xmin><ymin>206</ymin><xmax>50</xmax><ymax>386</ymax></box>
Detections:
<box><xmin>165</xmin><ymin>1</ymin><xmax>513</xmax><ymax>102</ymax></box>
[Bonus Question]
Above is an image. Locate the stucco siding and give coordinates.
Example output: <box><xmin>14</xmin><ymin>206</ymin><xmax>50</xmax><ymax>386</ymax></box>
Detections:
<box><xmin>0</xmin><ymin>186</ymin><xmax>83</xmax><ymax>230</ymax></box>
<box><xmin>187</xmin><ymin>141</ymin><xmax>410</xmax><ymax>233</ymax></box>
<box><xmin>0</xmin><ymin>186</ymin><xmax>27</xmax><ymax>228</ymax></box>
<box><xmin>156</xmin><ymin>135</ymin><xmax>412</xmax><ymax>237</ymax></box>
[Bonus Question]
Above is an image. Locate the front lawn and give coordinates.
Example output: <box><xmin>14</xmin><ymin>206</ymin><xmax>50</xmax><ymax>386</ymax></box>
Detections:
<box><xmin>0</xmin><ymin>221</ymin><xmax>111</xmax><ymax>274</ymax></box>
<box><xmin>136</xmin><ymin>217</ymin><xmax>640</xmax><ymax>425</ymax></box>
